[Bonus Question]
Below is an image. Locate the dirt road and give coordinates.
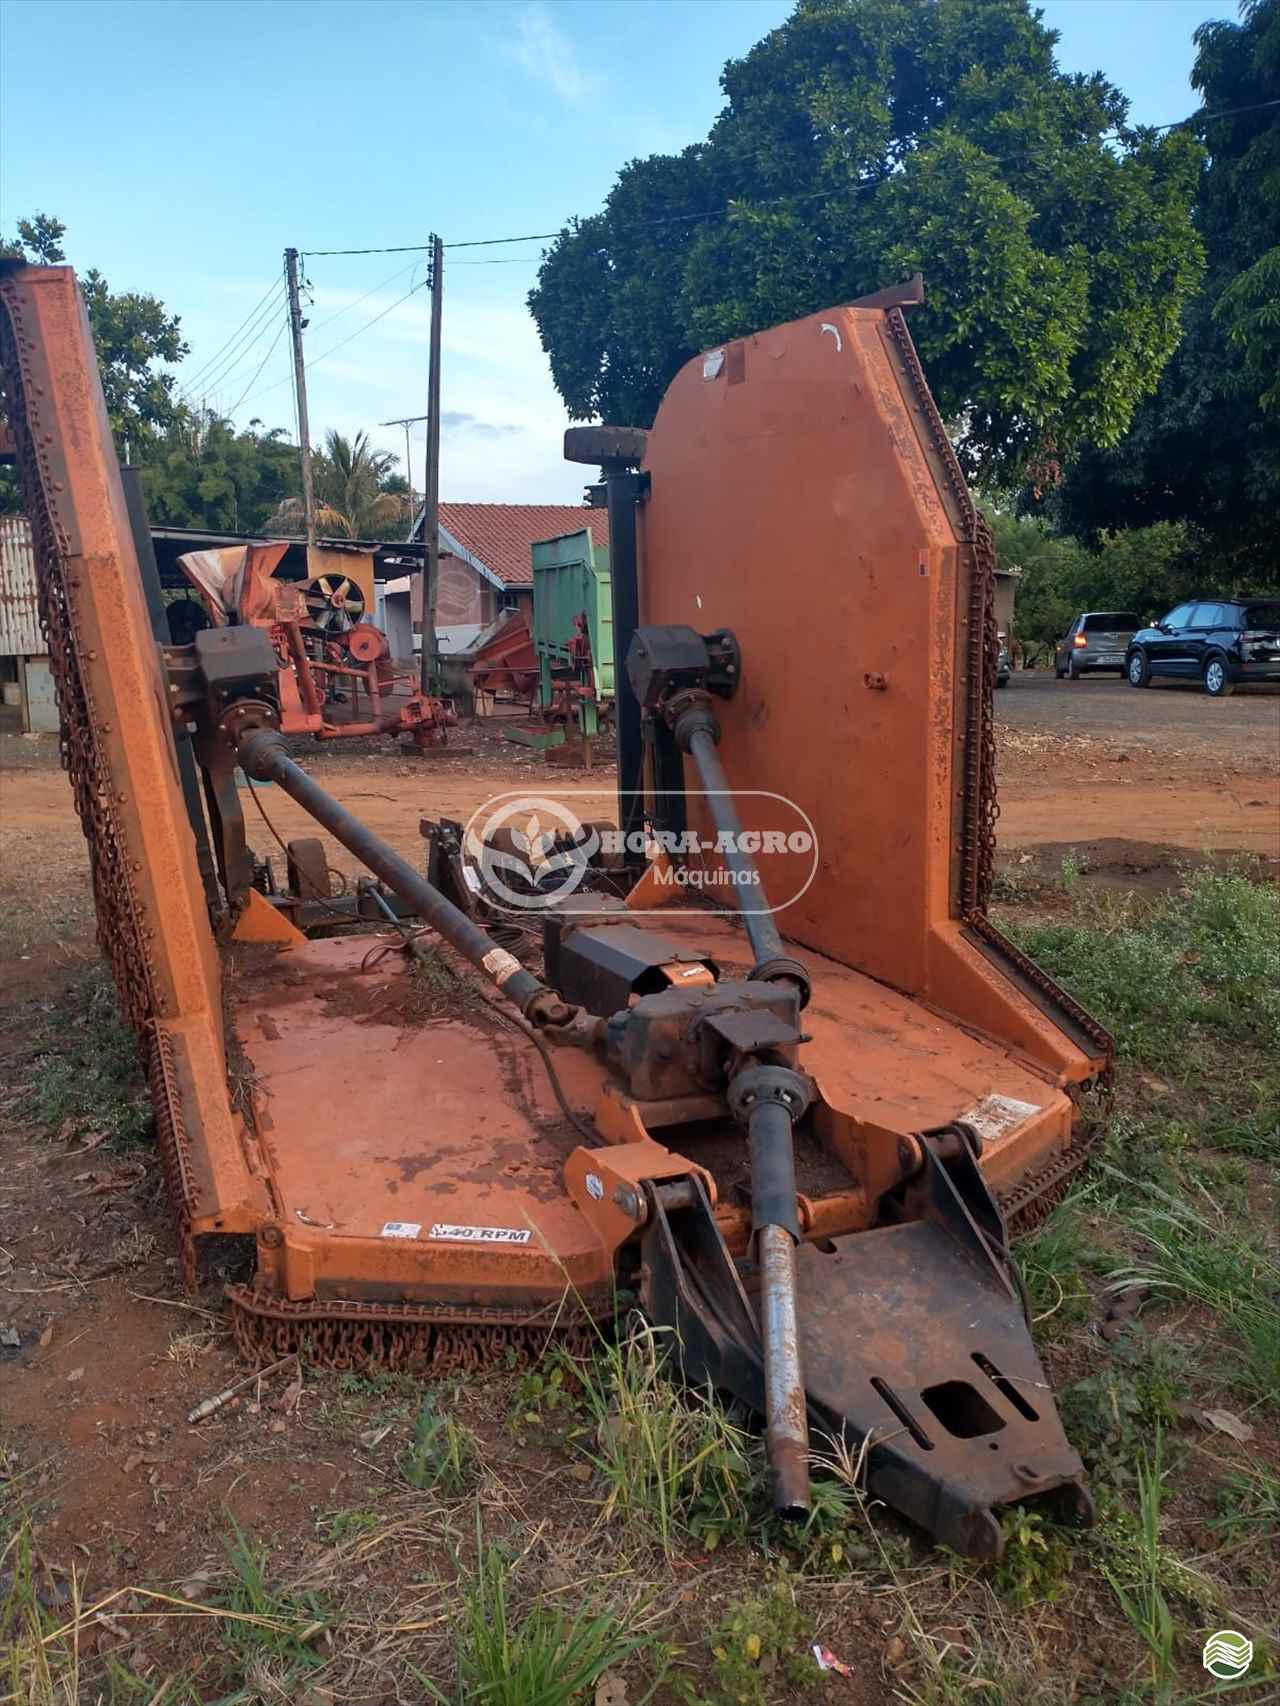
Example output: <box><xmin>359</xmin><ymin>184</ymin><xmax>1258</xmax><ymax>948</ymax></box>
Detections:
<box><xmin>998</xmin><ymin>668</ymin><xmax>1279</xmax><ymax>758</ymax></box>
<box><xmin>2</xmin><ymin>686</ymin><xmax>1276</xmax><ymax>911</ymax></box>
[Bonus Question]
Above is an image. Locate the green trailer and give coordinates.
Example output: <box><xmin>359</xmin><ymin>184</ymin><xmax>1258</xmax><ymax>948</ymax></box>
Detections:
<box><xmin>505</xmin><ymin>529</ymin><xmax>613</xmax><ymax>756</ymax></box>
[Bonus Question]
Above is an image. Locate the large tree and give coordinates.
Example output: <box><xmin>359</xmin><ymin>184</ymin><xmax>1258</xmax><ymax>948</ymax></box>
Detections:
<box><xmin>137</xmin><ymin>409</ymin><xmax>301</xmax><ymax>534</ymax></box>
<box><xmin>1045</xmin><ymin>0</ymin><xmax>1280</xmax><ymax>585</ymax></box>
<box><xmin>2</xmin><ymin>214</ymin><xmax>188</xmax><ymax>447</ymax></box>
<box><xmin>529</xmin><ymin>0</ymin><xmax>1203</xmax><ymax>482</ymax></box>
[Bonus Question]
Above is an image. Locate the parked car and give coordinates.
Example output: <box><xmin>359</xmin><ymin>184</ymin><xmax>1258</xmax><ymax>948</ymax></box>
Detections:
<box><xmin>996</xmin><ymin>632</ymin><xmax>1010</xmax><ymax>688</ymax></box>
<box><xmin>1054</xmin><ymin>612</ymin><xmax>1141</xmax><ymax>679</ymax></box>
<box><xmin>1126</xmin><ymin>598</ymin><xmax>1280</xmax><ymax>696</ymax></box>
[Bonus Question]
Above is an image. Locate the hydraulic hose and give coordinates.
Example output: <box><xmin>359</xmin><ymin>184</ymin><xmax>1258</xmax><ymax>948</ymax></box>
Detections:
<box><xmin>237</xmin><ymin>726</ymin><xmax>571</xmax><ymax>1026</ymax></box>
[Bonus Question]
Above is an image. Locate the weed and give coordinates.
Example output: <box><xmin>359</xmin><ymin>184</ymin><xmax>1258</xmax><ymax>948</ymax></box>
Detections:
<box><xmin>422</xmin><ymin>1520</ymin><xmax>658</xmax><ymax>1706</ymax></box>
<box><xmin>571</xmin><ymin>1320</ymin><xmax>756</xmax><ymax>1555</ymax></box>
<box><xmin>1103</xmin><ymin>1182</ymin><xmax>1280</xmax><ymax>1403</ymax></box>
<box><xmin>320</xmin><ymin>1365</ymin><xmax>419</xmax><ymax>1437</ymax></box>
<box><xmin>508</xmin><ymin>1357</ymin><xmax>578</xmax><ymax>1444</ymax></box>
<box><xmin>993</xmin><ymin>1506</ymin><xmax>1072</xmax><ymax>1608</ymax></box>
<box><xmin>1207</xmin><ymin>1465</ymin><xmax>1280</xmax><ymax>1586</ymax></box>
<box><xmin>316</xmin><ymin>1503</ymin><xmax>383</xmax><ymax>1544</ymax></box>
<box><xmin>398</xmin><ymin>1387</ymin><xmax>475</xmax><ymax>1495</ymax></box>
<box><xmin>1102</xmin><ymin>1475</ymin><xmax>1173</xmax><ymax>1699</ymax></box>
<box><xmin>218</xmin><ymin>1518</ymin><xmax>329</xmax><ymax>1670</ymax></box>
<box><xmin>1018</xmin><ymin>1200</ymin><xmax>1098</xmax><ymax>1331</ymax></box>
<box><xmin>20</xmin><ymin>964</ymin><xmax>152</xmax><ymax>1148</ymax></box>
<box><xmin>771</xmin><ymin>1473</ymin><xmax>870</xmax><ymax>1575</ymax></box>
<box><xmin>1058</xmin><ymin>849</ymin><xmax>1082</xmax><ymax>895</ymax></box>
<box><xmin>706</xmin><ymin>1575</ymin><xmax>818</xmax><ymax>1706</ymax></box>
<box><xmin>1060</xmin><ymin>1333</ymin><xmax>1187</xmax><ymax>1486</ymax></box>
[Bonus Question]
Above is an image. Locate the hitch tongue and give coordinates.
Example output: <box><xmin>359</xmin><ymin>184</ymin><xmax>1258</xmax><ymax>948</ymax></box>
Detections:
<box><xmin>729</xmin><ymin>1063</ymin><xmax>814</xmax><ymax>1520</ymax></box>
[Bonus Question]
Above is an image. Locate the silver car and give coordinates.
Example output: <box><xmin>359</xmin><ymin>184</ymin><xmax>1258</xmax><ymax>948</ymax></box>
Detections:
<box><xmin>1055</xmin><ymin>611</ymin><xmax>1141</xmax><ymax>680</ymax></box>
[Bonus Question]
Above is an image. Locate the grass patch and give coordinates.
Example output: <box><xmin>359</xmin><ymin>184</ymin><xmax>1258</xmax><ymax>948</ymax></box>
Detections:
<box><xmin>19</xmin><ymin>963</ymin><xmax>151</xmax><ymax>1149</ymax></box>
<box><xmin>1001</xmin><ymin>869</ymin><xmax>1280</xmax><ymax>1065</ymax></box>
<box><xmin>422</xmin><ymin>1519</ymin><xmax>659</xmax><ymax>1706</ymax></box>
<box><xmin>217</xmin><ymin>1518</ymin><xmax>330</xmax><ymax>1673</ymax></box>
<box><xmin>570</xmin><ymin>1321</ymin><xmax>756</xmax><ymax>1556</ymax></box>
<box><xmin>1103</xmin><ymin>1182</ymin><xmax>1280</xmax><ymax>1404</ymax></box>
<box><xmin>1018</xmin><ymin>1201</ymin><xmax>1100</xmax><ymax>1332</ymax></box>
<box><xmin>398</xmin><ymin>1386</ymin><xmax>476</xmax><ymax>1495</ymax></box>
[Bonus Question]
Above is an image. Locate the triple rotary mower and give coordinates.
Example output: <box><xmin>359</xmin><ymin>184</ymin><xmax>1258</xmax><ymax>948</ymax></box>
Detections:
<box><xmin>0</xmin><ymin>258</ymin><xmax>1109</xmax><ymax>1558</ymax></box>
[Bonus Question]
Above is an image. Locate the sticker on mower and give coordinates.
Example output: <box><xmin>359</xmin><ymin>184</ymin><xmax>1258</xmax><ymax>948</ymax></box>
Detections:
<box><xmin>958</xmin><ymin>1093</ymin><xmax>1042</xmax><ymax>1142</ymax></box>
<box><xmin>428</xmin><ymin>1223</ymin><xmax>532</xmax><ymax>1245</ymax></box>
<box><xmin>380</xmin><ymin>1221</ymin><xmax>422</xmax><ymax>1239</ymax></box>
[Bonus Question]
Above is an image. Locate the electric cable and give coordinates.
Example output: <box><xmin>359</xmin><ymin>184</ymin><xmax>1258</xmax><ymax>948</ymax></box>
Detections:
<box><xmin>177</xmin><ymin>277</ymin><xmax>285</xmax><ymax>396</ymax></box>
<box><xmin>231</xmin><ymin>280</ymin><xmax>428</xmax><ymax>417</ymax></box>
<box><xmin>176</xmin><ymin>282</ymin><xmax>287</xmax><ymax>408</ymax></box>
<box><xmin>242</xmin><ymin>772</ymin><xmax>361</xmax><ymax>923</ymax></box>
<box><xmin>296</xmin><ymin>97</ymin><xmax>1280</xmax><ymax>260</ymax></box>
<box><xmin>225</xmin><ymin>317</ymin><xmax>290</xmax><ymax>418</ymax></box>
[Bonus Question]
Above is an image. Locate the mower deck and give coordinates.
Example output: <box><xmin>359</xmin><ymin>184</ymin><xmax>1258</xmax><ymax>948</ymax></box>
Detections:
<box><xmin>227</xmin><ymin>919</ymin><xmax>1074</xmax><ymax>1316</ymax></box>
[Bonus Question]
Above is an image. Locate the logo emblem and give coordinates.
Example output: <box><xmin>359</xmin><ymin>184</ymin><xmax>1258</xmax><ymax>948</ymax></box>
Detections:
<box><xmin>1202</xmin><ymin>1630</ymin><xmax>1253</xmax><ymax>1680</ymax></box>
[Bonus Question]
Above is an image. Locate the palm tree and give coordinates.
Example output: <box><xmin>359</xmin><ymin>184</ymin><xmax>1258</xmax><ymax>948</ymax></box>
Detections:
<box><xmin>266</xmin><ymin>430</ymin><xmax>411</xmax><ymax>539</ymax></box>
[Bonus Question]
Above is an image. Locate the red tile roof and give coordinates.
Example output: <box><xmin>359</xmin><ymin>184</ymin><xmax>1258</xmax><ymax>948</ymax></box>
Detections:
<box><xmin>438</xmin><ymin>503</ymin><xmax>607</xmax><ymax>587</ymax></box>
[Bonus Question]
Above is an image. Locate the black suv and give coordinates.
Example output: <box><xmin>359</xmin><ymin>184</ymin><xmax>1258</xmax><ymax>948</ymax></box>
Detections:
<box><xmin>1126</xmin><ymin>599</ymin><xmax>1280</xmax><ymax>696</ymax></box>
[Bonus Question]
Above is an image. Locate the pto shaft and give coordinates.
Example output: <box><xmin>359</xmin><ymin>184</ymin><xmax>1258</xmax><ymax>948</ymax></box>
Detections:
<box><xmin>237</xmin><ymin>726</ymin><xmax>571</xmax><ymax>1027</ymax></box>
<box><xmin>729</xmin><ymin>1063</ymin><xmax>814</xmax><ymax>1520</ymax></box>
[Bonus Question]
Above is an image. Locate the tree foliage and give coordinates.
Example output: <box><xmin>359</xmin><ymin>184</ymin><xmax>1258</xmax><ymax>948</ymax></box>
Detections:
<box><xmin>529</xmin><ymin>0</ymin><xmax>1204</xmax><ymax>481</ymax></box>
<box><xmin>266</xmin><ymin>430</ymin><xmax>411</xmax><ymax>540</ymax></box>
<box><xmin>990</xmin><ymin>509</ymin><xmax>1196</xmax><ymax>650</ymax></box>
<box><xmin>1045</xmin><ymin>0</ymin><xmax>1280</xmax><ymax>586</ymax></box>
<box><xmin>2</xmin><ymin>213</ymin><xmax>188</xmax><ymax>446</ymax></box>
<box><xmin>135</xmin><ymin>410</ymin><xmax>300</xmax><ymax>534</ymax></box>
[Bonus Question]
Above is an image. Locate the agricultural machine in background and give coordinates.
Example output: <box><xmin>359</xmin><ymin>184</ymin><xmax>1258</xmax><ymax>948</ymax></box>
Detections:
<box><xmin>470</xmin><ymin>527</ymin><xmax>614</xmax><ymax>765</ymax></box>
<box><xmin>0</xmin><ymin>256</ymin><xmax>1112</xmax><ymax>1559</ymax></box>
<box><xmin>179</xmin><ymin>538</ymin><xmax>454</xmax><ymax>749</ymax></box>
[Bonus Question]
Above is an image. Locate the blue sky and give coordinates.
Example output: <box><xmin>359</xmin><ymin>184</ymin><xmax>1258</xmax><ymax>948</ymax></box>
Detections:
<box><xmin>1</xmin><ymin>0</ymin><xmax>1224</xmax><ymax>504</ymax></box>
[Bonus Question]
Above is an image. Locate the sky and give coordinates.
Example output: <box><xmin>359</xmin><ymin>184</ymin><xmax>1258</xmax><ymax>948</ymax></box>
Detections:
<box><xmin>0</xmin><ymin>0</ymin><xmax>1227</xmax><ymax>506</ymax></box>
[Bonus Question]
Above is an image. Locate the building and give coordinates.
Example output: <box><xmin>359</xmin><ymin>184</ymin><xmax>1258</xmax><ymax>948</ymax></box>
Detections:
<box><xmin>0</xmin><ymin>516</ymin><xmax>57</xmax><ymax>733</ymax></box>
<box><xmin>392</xmin><ymin>502</ymin><xmax>609</xmax><ymax>656</ymax></box>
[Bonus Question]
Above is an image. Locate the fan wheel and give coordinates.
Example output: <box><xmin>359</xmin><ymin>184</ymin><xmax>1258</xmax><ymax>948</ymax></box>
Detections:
<box><xmin>302</xmin><ymin>574</ymin><xmax>366</xmax><ymax>636</ymax></box>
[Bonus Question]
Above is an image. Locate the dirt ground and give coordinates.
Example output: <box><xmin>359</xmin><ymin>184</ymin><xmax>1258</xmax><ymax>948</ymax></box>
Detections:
<box><xmin>0</xmin><ymin>684</ymin><xmax>1276</xmax><ymax>1703</ymax></box>
<box><xmin>1</xmin><ymin>683</ymin><xmax>1275</xmax><ymax>902</ymax></box>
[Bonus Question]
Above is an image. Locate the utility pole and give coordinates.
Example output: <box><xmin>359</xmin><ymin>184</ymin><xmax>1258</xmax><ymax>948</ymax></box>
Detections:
<box><xmin>379</xmin><ymin>414</ymin><xmax>429</xmax><ymax>534</ymax></box>
<box><xmin>285</xmin><ymin>247</ymin><xmax>317</xmax><ymax>549</ymax></box>
<box><xmin>420</xmin><ymin>234</ymin><xmax>444</xmax><ymax>695</ymax></box>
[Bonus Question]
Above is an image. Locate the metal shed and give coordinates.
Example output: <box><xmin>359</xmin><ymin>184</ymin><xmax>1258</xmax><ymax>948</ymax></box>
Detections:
<box><xmin>0</xmin><ymin>515</ymin><xmax>58</xmax><ymax>732</ymax></box>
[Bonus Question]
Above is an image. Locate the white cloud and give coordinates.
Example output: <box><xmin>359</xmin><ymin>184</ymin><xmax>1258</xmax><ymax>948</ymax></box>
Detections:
<box><xmin>507</xmin><ymin>2</ymin><xmax>595</xmax><ymax>105</ymax></box>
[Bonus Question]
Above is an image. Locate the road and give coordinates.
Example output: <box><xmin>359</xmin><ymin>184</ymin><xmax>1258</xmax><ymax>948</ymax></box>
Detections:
<box><xmin>997</xmin><ymin>669</ymin><xmax>1279</xmax><ymax>763</ymax></box>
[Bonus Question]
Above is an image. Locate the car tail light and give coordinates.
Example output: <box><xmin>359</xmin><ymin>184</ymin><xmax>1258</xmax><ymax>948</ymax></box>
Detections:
<box><xmin>1073</xmin><ymin>634</ymin><xmax>1088</xmax><ymax>647</ymax></box>
<box><xmin>1243</xmin><ymin>631</ymin><xmax>1278</xmax><ymax>643</ymax></box>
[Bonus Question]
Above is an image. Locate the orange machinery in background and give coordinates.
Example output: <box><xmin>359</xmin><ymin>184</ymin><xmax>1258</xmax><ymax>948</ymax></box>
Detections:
<box><xmin>177</xmin><ymin>538</ymin><xmax>453</xmax><ymax>749</ymax></box>
<box><xmin>0</xmin><ymin>258</ymin><xmax>1110</xmax><ymax>1560</ymax></box>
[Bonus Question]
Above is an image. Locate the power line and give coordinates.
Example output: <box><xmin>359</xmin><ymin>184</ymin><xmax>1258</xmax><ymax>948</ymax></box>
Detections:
<box><xmin>227</xmin><ymin>316</ymin><xmax>289</xmax><ymax>418</ymax></box>
<box><xmin>297</xmin><ymin>97</ymin><xmax>1280</xmax><ymax>261</ymax></box>
<box><xmin>177</xmin><ymin>275</ymin><xmax>282</xmax><ymax>390</ymax></box>
<box><xmin>231</xmin><ymin>279</ymin><xmax>428</xmax><ymax>418</ymax></box>
<box><xmin>305</xmin><ymin>254</ymin><xmax>425</xmax><ymax>338</ymax></box>
<box><xmin>177</xmin><ymin>278</ymin><xmax>286</xmax><ymax>401</ymax></box>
